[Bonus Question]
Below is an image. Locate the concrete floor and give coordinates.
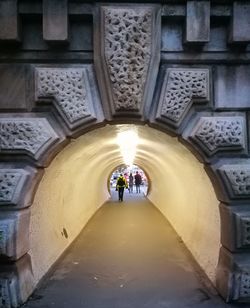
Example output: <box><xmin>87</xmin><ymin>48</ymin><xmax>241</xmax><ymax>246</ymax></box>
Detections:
<box><xmin>24</xmin><ymin>191</ymin><xmax>245</xmax><ymax>308</ymax></box>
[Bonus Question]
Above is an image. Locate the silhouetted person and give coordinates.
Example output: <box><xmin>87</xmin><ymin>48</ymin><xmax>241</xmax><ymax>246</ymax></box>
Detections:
<box><xmin>116</xmin><ymin>174</ymin><xmax>128</xmax><ymax>202</ymax></box>
<box><xmin>129</xmin><ymin>173</ymin><xmax>134</xmax><ymax>193</ymax></box>
<box><xmin>134</xmin><ymin>171</ymin><xmax>142</xmax><ymax>193</ymax></box>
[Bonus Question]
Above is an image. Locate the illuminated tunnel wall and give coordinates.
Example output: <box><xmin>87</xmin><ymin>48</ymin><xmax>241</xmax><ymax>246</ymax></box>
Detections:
<box><xmin>30</xmin><ymin>124</ymin><xmax>220</xmax><ymax>286</ymax></box>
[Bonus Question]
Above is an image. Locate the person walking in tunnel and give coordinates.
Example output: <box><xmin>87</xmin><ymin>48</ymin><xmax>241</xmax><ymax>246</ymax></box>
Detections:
<box><xmin>134</xmin><ymin>171</ymin><xmax>142</xmax><ymax>194</ymax></box>
<box><xmin>116</xmin><ymin>174</ymin><xmax>128</xmax><ymax>202</ymax></box>
<box><xmin>128</xmin><ymin>172</ymin><xmax>134</xmax><ymax>193</ymax></box>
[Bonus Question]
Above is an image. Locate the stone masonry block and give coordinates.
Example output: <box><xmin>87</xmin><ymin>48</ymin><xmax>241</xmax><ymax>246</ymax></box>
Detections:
<box><xmin>214</xmin><ymin>65</ymin><xmax>250</xmax><ymax>109</ymax></box>
<box><xmin>156</xmin><ymin>68</ymin><xmax>210</xmax><ymax>128</ymax></box>
<box><xmin>0</xmin><ymin>166</ymin><xmax>41</xmax><ymax>208</ymax></box>
<box><xmin>189</xmin><ymin>116</ymin><xmax>246</xmax><ymax>156</ymax></box>
<box><xmin>0</xmin><ymin>0</ymin><xmax>19</xmax><ymax>42</ymax></box>
<box><xmin>219</xmin><ymin>204</ymin><xmax>250</xmax><ymax>251</ymax></box>
<box><xmin>216</xmin><ymin>247</ymin><xmax>250</xmax><ymax>302</ymax></box>
<box><xmin>43</xmin><ymin>0</ymin><xmax>68</xmax><ymax>42</ymax></box>
<box><xmin>0</xmin><ymin>65</ymin><xmax>28</xmax><ymax>110</ymax></box>
<box><xmin>218</xmin><ymin>164</ymin><xmax>250</xmax><ymax>199</ymax></box>
<box><xmin>0</xmin><ymin>254</ymin><xmax>35</xmax><ymax>307</ymax></box>
<box><xmin>94</xmin><ymin>4</ymin><xmax>161</xmax><ymax>119</ymax></box>
<box><xmin>0</xmin><ymin>210</ymin><xmax>30</xmax><ymax>261</ymax></box>
<box><xmin>35</xmin><ymin>66</ymin><xmax>103</xmax><ymax>131</ymax></box>
<box><xmin>186</xmin><ymin>1</ymin><xmax>210</xmax><ymax>43</ymax></box>
<box><xmin>230</xmin><ymin>2</ymin><xmax>250</xmax><ymax>43</ymax></box>
<box><xmin>0</xmin><ymin>116</ymin><xmax>60</xmax><ymax>163</ymax></box>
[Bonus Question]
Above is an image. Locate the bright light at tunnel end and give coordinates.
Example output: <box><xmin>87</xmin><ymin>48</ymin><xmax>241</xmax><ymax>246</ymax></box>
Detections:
<box><xmin>116</xmin><ymin>128</ymin><xmax>139</xmax><ymax>167</ymax></box>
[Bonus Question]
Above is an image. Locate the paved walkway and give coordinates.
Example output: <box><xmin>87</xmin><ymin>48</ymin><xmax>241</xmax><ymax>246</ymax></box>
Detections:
<box><xmin>24</xmin><ymin>191</ymin><xmax>244</xmax><ymax>308</ymax></box>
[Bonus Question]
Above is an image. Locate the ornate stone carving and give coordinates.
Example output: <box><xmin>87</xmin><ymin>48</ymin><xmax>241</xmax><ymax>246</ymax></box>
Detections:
<box><xmin>238</xmin><ymin>216</ymin><xmax>250</xmax><ymax>247</ymax></box>
<box><xmin>95</xmin><ymin>5</ymin><xmax>160</xmax><ymax>118</ymax></box>
<box><xmin>157</xmin><ymin>69</ymin><xmax>209</xmax><ymax>127</ymax></box>
<box><xmin>0</xmin><ymin>118</ymin><xmax>59</xmax><ymax>161</ymax></box>
<box><xmin>104</xmin><ymin>7</ymin><xmax>152</xmax><ymax>111</ymax></box>
<box><xmin>219</xmin><ymin>165</ymin><xmax>250</xmax><ymax>198</ymax></box>
<box><xmin>0</xmin><ymin>170</ymin><xmax>29</xmax><ymax>206</ymax></box>
<box><xmin>239</xmin><ymin>270</ymin><xmax>250</xmax><ymax>298</ymax></box>
<box><xmin>190</xmin><ymin>116</ymin><xmax>246</xmax><ymax>155</ymax></box>
<box><xmin>35</xmin><ymin>67</ymin><xmax>98</xmax><ymax>129</ymax></box>
<box><xmin>0</xmin><ymin>172</ymin><xmax>21</xmax><ymax>203</ymax></box>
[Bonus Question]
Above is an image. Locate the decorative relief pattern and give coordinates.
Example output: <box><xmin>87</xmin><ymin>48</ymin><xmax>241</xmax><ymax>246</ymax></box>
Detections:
<box><xmin>239</xmin><ymin>271</ymin><xmax>250</xmax><ymax>298</ymax></box>
<box><xmin>240</xmin><ymin>217</ymin><xmax>250</xmax><ymax>247</ymax></box>
<box><xmin>0</xmin><ymin>172</ymin><xmax>22</xmax><ymax>203</ymax></box>
<box><xmin>0</xmin><ymin>118</ymin><xmax>59</xmax><ymax>159</ymax></box>
<box><xmin>221</xmin><ymin>165</ymin><xmax>250</xmax><ymax>197</ymax></box>
<box><xmin>104</xmin><ymin>7</ymin><xmax>152</xmax><ymax>111</ymax></box>
<box><xmin>36</xmin><ymin>68</ymin><xmax>93</xmax><ymax>127</ymax></box>
<box><xmin>191</xmin><ymin>117</ymin><xmax>245</xmax><ymax>155</ymax></box>
<box><xmin>158</xmin><ymin>69</ymin><xmax>209</xmax><ymax>126</ymax></box>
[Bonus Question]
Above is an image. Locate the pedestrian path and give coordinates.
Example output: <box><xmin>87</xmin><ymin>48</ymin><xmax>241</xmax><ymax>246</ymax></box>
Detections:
<box><xmin>24</xmin><ymin>191</ymin><xmax>242</xmax><ymax>308</ymax></box>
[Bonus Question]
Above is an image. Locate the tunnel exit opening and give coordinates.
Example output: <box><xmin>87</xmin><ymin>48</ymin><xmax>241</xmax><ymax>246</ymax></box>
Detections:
<box><xmin>29</xmin><ymin>124</ymin><xmax>220</xmax><ymax>292</ymax></box>
<box><xmin>108</xmin><ymin>164</ymin><xmax>150</xmax><ymax>197</ymax></box>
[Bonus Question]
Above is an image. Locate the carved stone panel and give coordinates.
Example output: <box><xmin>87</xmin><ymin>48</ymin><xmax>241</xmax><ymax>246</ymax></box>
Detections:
<box><xmin>239</xmin><ymin>270</ymin><xmax>250</xmax><ymax>299</ymax></box>
<box><xmin>156</xmin><ymin>69</ymin><xmax>210</xmax><ymax>127</ymax></box>
<box><xmin>0</xmin><ymin>169</ymin><xmax>29</xmax><ymax>206</ymax></box>
<box><xmin>236</xmin><ymin>214</ymin><xmax>250</xmax><ymax>248</ymax></box>
<box><xmin>218</xmin><ymin>164</ymin><xmax>250</xmax><ymax>199</ymax></box>
<box><xmin>190</xmin><ymin>116</ymin><xmax>246</xmax><ymax>155</ymax></box>
<box><xmin>0</xmin><ymin>117</ymin><xmax>59</xmax><ymax>161</ymax></box>
<box><xmin>220</xmin><ymin>204</ymin><xmax>250</xmax><ymax>251</ymax></box>
<box><xmin>94</xmin><ymin>4</ymin><xmax>161</xmax><ymax>118</ymax></box>
<box><xmin>35</xmin><ymin>66</ymin><xmax>100</xmax><ymax>130</ymax></box>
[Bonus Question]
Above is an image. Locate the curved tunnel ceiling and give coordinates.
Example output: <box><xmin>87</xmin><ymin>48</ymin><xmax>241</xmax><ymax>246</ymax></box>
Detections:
<box><xmin>30</xmin><ymin>124</ymin><xmax>220</xmax><ymax>287</ymax></box>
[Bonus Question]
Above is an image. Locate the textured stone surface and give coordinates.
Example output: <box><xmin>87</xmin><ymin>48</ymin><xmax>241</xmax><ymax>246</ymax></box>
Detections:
<box><xmin>104</xmin><ymin>7</ymin><xmax>152</xmax><ymax>111</ymax></box>
<box><xmin>0</xmin><ymin>166</ymin><xmax>41</xmax><ymax>208</ymax></box>
<box><xmin>43</xmin><ymin>0</ymin><xmax>68</xmax><ymax>42</ymax></box>
<box><xmin>236</xmin><ymin>214</ymin><xmax>250</xmax><ymax>248</ymax></box>
<box><xmin>35</xmin><ymin>67</ymin><xmax>98</xmax><ymax>129</ymax></box>
<box><xmin>219</xmin><ymin>165</ymin><xmax>250</xmax><ymax>198</ymax></box>
<box><xmin>0</xmin><ymin>210</ymin><xmax>30</xmax><ymax>260</ymax></box>
<box><xmin>156</xmin><ymin>69</ymin><xmax>209</xmax><ymax>127</ymax></box>
<box><xmin>0</xmin><ymin>169</ymin><xmax>29</xmax><ymax>205</ymax></box>
<box><xmin>220</xmin><ymin>204</ymin><xmax>250</xmax><ymax>250</ymax></box>
<box><xmin>190</xmin><ymin>116</ymin><xmax>246</xmax><ymax>155</ymax></box>
<box><xmin>0</xmin><ymin>117</ymin><xmax>59</xmax><ymax>161</ymax></box>
<box><xmin>0</xmin><ymin>0</ymin><xmax>19</xmax><ymax>41</ymax></box>
<box><xmin>230</xmin><ymin>2</ymin><xmax>250</xmax><ymax>43</ymax></box>
<box><xmin>214</xmin><ymin>66</ymin><xmax>250</xmax><ymax>109</ymax></box>
<box><xmin>186</xmin><ymin>1</ymin><xmax>210</xmax><ymax>43</ymax></box>
<box><xmin>95</xmin><ymin>4</ymin><xmax>160</xmax><ymax>118</ymax></box>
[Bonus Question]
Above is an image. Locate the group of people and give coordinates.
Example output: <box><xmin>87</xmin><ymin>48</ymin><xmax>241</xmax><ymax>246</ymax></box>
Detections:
<box><xmin>115</xmin><ymin>171</ymin><xmax>142</xmax><ymax>202</ymax></box>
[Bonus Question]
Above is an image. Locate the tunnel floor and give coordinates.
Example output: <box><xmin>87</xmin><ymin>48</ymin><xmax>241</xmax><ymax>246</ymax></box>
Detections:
<box><xmin>24</xmin><ymin>191</ymin><xmax>240</xmax><ymax>308</ymax></box>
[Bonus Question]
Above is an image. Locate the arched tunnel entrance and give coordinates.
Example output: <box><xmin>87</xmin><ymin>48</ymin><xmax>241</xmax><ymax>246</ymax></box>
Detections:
<box><xmin>29</xmin><ymin>124</ymin><xmax>220</xmax><ymax>297</ymax></box>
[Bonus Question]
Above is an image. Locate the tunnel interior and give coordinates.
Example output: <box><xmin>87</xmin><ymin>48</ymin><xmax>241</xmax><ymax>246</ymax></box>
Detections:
<box><xmin>29</xmin><ymin>124</ymin><xmax>220</xmax><ymax>288</ymax></box>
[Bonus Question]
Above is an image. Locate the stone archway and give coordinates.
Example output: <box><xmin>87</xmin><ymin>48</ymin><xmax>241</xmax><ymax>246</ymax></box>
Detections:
<box><xmin>0</xmin><ymin>3</ymin><xmax>250</xmax><ymax>306</ymax></box>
